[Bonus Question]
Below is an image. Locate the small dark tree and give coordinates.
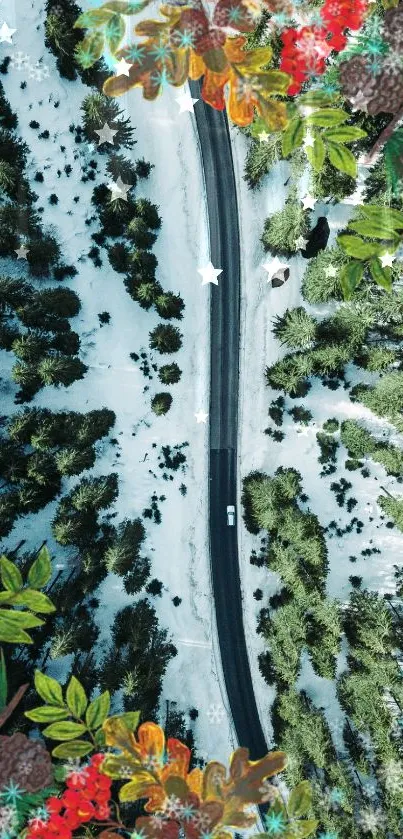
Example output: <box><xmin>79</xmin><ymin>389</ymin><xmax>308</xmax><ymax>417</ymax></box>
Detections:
<box><xmin>149</xmin><ymin>324</ymin><xmax>182</xmax><ymax>354</ymax></box>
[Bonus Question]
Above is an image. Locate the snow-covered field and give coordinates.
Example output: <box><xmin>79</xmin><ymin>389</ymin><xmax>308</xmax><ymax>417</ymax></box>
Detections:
<box><xmin>230</xmin><ymin>126</ymin><xmax>402</xmax><ymax>742</ymax></box>
<box><xmin>0</xmin><ymin>0</ymin><xmax>236</xmax><ymax>763</ymax></box>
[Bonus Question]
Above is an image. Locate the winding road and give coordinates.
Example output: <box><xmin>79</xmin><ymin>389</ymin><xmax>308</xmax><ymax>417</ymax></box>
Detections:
<box><xmin>190</xmin><ymin>80</ymin><xmax>268</xmax><ymax>762</ymax></box>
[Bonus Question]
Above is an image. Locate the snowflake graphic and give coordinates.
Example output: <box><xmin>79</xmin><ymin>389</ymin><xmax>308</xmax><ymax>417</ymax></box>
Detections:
<box><xmin>0</xmin><ymin>805</ymin><xmax>17</xmax><ymax>835</ymax></box>
<box><xmin>126</xmin><ymin>43</ymin><xmax>146</xmax><ymax>65</ymax></box>
<box><xmin>0</xmin><ymin>782</ymin><xmax>24</xmax><ymax>806</ymax></box>
<box><xmin>64</xmin><ymin>758</ymin><xmax>89</xmax><ymax>785</ymax></box>
<box><xmin>378</xmin><ymin>759</ymin><xmax>403</xmax><ymax>795</ymax></box>
<box><xmin>170</xmin><ymin>28</ymin><xmax>195</xmax><ymax>49</ymax></box>
<box><xmin>150</xmin><ymin>813</ymin><xmax>166</xmax><ymax>831</ymax></box>
<box><xmin>181</xmin><ymin>804</ymin><xmax>196</xmax><ymax>821</ymax></box>
<box><xmin>163</xmin><ymin>795</ymin><xmax>183</xmax><ymax>819</ymax></box>
<box><xmin>264</xmin><ymin>810</ymin><xmax>286</xmax><ymax>835</ymax></box>
<box><xmin>192</xmin><ymin>810</ymin><xmax>212</xmax><ymax>832</ymax></box>
<box><xmin>145</xmin><ymin>753</ymin><xmax>163</xmax><ymax>772</ymax></box>
<box><xmin>29</xmin><ymin>62</ymin><xmax>50</xmax><ymax>82</ymax></box>
<box><xmin>28</xmin><ymin>807</ymin><xmax>49</xmax><ymax>829</ymax></box>
<box><xmin>206</xmin><ymin>703</ymin><xmax>225</xmax><ymax>724</ymax></box>
<box><xmin>358</xmin><ymin>807</ymin><xmax>386</xmax><ymax>835</ymax></box>
<box><xmin>9</xmin><ymin>51</ymin><xmax>30</xmax><ymax>71</ymax></box>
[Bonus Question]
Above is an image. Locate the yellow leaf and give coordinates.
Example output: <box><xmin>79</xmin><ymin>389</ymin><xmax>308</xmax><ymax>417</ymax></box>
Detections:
<box><xmin>101</xmin><ymin>755</ymin><xmax>142</xmax><ymax>780</ymax></box>
<box><xmin>119</xmin><ymin>775</ymin><xmax>159</xmax><ymax>803</ymax></box>
<box><xmin>231</xmin><ymin>45</ymin><xmax>272</xmax><ymax>71</ymax></box>
<box><xmin>103</xmin><ymin>715</ymin><xmax>139</xmax><ymax>754</ymax></box>
<box><xmin>135</xmin><ymin>19</ymin><xmax>168</xmax><ymax>36</ymax></box>
<box><xmin>257</xmin><ymin>98</ymin><xmax>288</xmax><ymax>130</ymax></box>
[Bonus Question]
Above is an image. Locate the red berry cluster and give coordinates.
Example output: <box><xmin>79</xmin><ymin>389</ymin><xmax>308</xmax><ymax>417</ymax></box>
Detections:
<box><xmin>280</xmin><ymin>0</ymin><xmax>368</xmax><ymax>94</ymax></box>
<box><xmin>27</xmin><ymin>754</ymin><xmax>112</xmax><ymax>839</ymax></box>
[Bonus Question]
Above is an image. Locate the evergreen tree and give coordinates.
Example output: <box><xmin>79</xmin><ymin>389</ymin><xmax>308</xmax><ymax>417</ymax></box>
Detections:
<box><xmin>129</xmin><ymin>249</ymin><xmax>158</xmax><ymax>281</ymax></box>
<box><xmin>301</xmin><ymin>246</ymin><xmax>348</xmax><ymax>303</ymax></box>
<box><xmin>273</xmin><ymin>307</ymin><xmax>317</xmax><ymax>349</ymax></box>
<box><xmin>104</xmin><ymin>518</ymin><xmax>150</xmax><ymax>584</ymax></box>
<box><xmin>128</xmin><ymin>280</ymin><xmax>163</xmax><ymax>309</ymax></box>
<box><xmin>81</xmin><ymin>92</ymin><xmax>136</xmax><ymax>150</ymax></box>
<box><xmin>351</xmin><ymin>372</ymin><xmax>403</xmax><ymax>432</ymax></box>
<box><xmin>151</xmin><ymin>392</ymin><xmax>173</xmax><ymax>415</ymax></box>
<box><xmin>158</xmin><ymin>363</ymin><xmax>182</xmax><ymax>385</ymax></box>
<box><xmin>133</xmin><ymin>197</ymin><xmax>161</xmax><ymax>230</ymax></box>
<box><xmin>106</xmin><ymin>153</ymin><xmax>137</xmax><ymax>186</ymax></box>
<box><xmin>135</xmin><ymin>158</ymin><xmax>153</xmax><ymax>179</ymax></box>
<box><xmin>149</xmin><ymin>324</ymin><xmax>182</xmax><ymax>354</ymax></box>
<box><xmin>244</xmin><ymin>134</ymin><xmax>282</xmax><ymax>190</ymax></box>
<box><xmin>378</xmin><ymin>494</ymin><xmax>403</xmax><ymax>532</ymax></box>
<box><xmin>155</xmin><ymin>292</ymin><xmax>185</xmax><ymax>320</ymax></box>
<box><xmin>70</xmin><ymin>474</ymin><xmax>118</xmax><ymax>512</ymax></box>
<box><xmin>126</xmin><ymin>217</ymin><xmax>157</xmax><ymax>250</ymax></box>
<box><xmin>261</xmin><ymin>187</ymin><xmax>309</xmax><ymax>257</ymax></box>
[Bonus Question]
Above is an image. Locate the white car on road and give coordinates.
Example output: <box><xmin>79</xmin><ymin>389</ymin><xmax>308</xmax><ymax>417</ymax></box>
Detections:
<box><xmin>227</xmin><ymin>505</ymin><xmax>235</xmax><ymax>526</ymax></box>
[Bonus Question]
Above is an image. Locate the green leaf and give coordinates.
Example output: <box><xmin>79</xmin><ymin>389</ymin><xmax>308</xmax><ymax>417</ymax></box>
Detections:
<box><xmin>34</xmin><ymin>671</ymin><xmax>64</xmax><ymax>707</ymax></box>
<box><xmin>0</xmin><ymin>591</ymin><xmax>17</xmax><ymax>604</ymax></box>
<box><xmin>0</xmin><ymin>611</ymin><xmax>44</xmax><ymax>629</ymax></box>
<box><xmin>340</xmin><ymin>260</ymin><xmax>365</xmax><ymax>299</ymax></box>
<box><xmin>106</xmin><ymin>0</ymin><xmax>152</xmax><ymax>11</ymax></box>
<box><xmin>288</xmin><ymin>781</ymin><xmax>312</xmax><ymax>818</ymax></box>
<box><xmin>25</xmin><ymin>706</ymin><xmax>70</xmax><ymax>723</ymax></box>
<box><xmin>75</xmin><ymin>32</ymin><xmax>105</xmax><ymax>69</ymax></box>
<box><xmin>0</xmin><ymin>614</ymin><xmax>33</xmax><ymax>644</ymax></box>
<box><xmin>94</xmin><ymin>727</ymin><xmax>106</xmax><ymax>746</ymax></box>
<box><xmin>306</xmin><ymin>109</ymin><xmax>349</xmax><ymax>127</ymax></box>
<box><xmin>74</xmin><ymin>9</ymin><xmax>115</xmax><ymax>28</ymax></box>
<box><xmin>369</xmin><ymin>257</ymin><xmax>392</xmax><ymax>291</ymax></box>
<box><xmin>282</xmin><ymin>117</ymin><xmax>304</xmax><ymax>157</ymax></box>
<box><xmin>0</xmin><ymin>555</ymin><xmax>23</xmax><ymax>592</ymax></box>
<box><xmin>323</xmin><ymin>126</ymin><xmax>367</xmax><ymax>143</ymax></box>
<box><xmin>86</xmin><ymin>690</ymin><xmax>110</xmax><ymax>730</ymax></box>
<box><xmin>0</xmin><ymin>648</ymin><xmax>7</xmax><ymax>708</ymax></box>
<box><xmin>66</xmin><ymin>676</ymin><xmax>87</xmax><ymax>718</ymax></box>
<box><xmin>105</xmin><ymin>13</ymin><xmax>125</xmax><ymax>54</ymax></box>
<box><xmin>359</xmin><ymin>203</ymin><xmax>403</xmax><ymax>230</ymax></box>
<box><xmin>305</xmin><ymin>133</ymin><xmax>326</xmax><ymax>172</ymax></box>
<box><xmin>327</xmin><ymin>141</ymin><xmax>357</xmax><ymax>177</ymax></box>
<box><xmin>348</xmin><ymin>219</ymin><xmax>399</xmax><ymax>241</ymax></box>
<box><xmin>52</xmin><ymin>740</ymin><xmax>93</xmax><ymax>759</ymax></box>
<box><xmin>337</xmin><ymin>235</ymin><xmax>379</xmax><ymax>259</ymax></box>
<box><xmin>14</xmin><ymin>589</ymin><xmax>55</xmax><ymax>614</ymax></box>
<box><xmin>42</xmin><ymin>721</ymin><xmax>87</xmax><ymax>741</ymax></box>
<box><xmin>299</xmin><ymin>91</ymin><xmax>337</xmax><ymax>106</ymax></box>
<box><xmin>28</xmin><ymin>546</ymin><xmax>52</xmax><ymax>589</ymax></box>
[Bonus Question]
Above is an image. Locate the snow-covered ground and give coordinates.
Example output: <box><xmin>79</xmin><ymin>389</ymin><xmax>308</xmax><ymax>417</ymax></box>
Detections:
<box><xmin>230</xmin><ymin>126</ymin><xmax>402</xmax><ymax>742</ymax></box>
<box><xmin>0</xmin><ymin>0</ymin><xmax>236</xmax><ymax>763</ymax></box>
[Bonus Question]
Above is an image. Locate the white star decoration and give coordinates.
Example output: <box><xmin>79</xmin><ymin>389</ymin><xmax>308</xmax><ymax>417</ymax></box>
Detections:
<box><xmin>303</xmin><ymin>131</ymin><xmax>315</xmax><ymax>149</ymax></box>
<box><xmin>380</xmin><ymin>252</ymin><xmax>395</xmax><ymax>268</ymax></box>
<box><xmin>0</xmin><ymin>22</ymin><xmax>16</xmax><ymax>43</ymax></box>
<box><xmin>302</xmin><ymin>194</ymin><xmax>316</xmax><ymax>210</ymax></box>
<box><xmin>325</xmin><ymin>264</ymin><xmax>337</xmax><ymax>278</ymax></box>
<box><xmin>114</xmin><ymin>57</ymin><xmax>132</xmax><ymax>77</ymax></box>
<box><xmin>258</xmin><ymin>131</ymin><xmax>270</xmax><ymax>143</ymax></box>
<box><xmin>262</xmin><ymin>256</ymin><xmax>289</xmax><ymax>282</ymax></box>
<box><xmin>175</xmin><ymin>90</ymin><xmax>199</xmax><ymax>113</ymax></box>
<box><xmin>198</xmin><ymin>261</ymin><xmax>222</xmax><ymax>286</ymax></box>
<box><xmin>94</xmin><ymin>122</ymin><xmax>118</xmax><ymax>146</ymax></box>
<box><xmin>15</xmin><ymin>244</ymin><xmax>29</xmax><ymax>260</ymax></box>
<box><xmin>108</xmin><ymin>176</ymin><xmax>132</xmax><ymax>201</ymax></box>
<box><xmin>295</xmin><ymin>235</ymin><xmax>308</xmax><ymax>250</ymax></box>
<box><xmin>195</xmin><ymin>411</ymin><xmax>208</xmax><ymax>423</ymax></box>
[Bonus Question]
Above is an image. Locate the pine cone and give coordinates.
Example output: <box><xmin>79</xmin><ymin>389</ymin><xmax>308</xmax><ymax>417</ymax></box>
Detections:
<box><xmin>367</xmin><ymin>66</ymin><xmax>403</xmax><ymax>114</ymax></box>
<box><xmin>338</xmin><ymin>56</ymin><xmax>378</xmax><ymax>110</ymax></box>
<box><xmin>0</xmin><ymin>732</ymin><xmax>53</xmax><ymax>793</ymax></box>
<box><xmin>383</xmin><ymin>3</ymin><xmax>403</xmax><ymax>53</ymax></box>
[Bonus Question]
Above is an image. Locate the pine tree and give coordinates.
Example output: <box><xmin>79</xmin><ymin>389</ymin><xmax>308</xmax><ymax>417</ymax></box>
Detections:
<box><xmin>133</xmin><ymin>198</ymin><xmax>161</xmax><ymax>230</ymax></box>
<box><xmin>55</xmin><ymin>446</ymin><xmax>95</xmax><ymax>476</ymax></box>
<box><xmin>126</xmin><ymin>217</ymin><xmax>157</xmax><ymax>250</ymax></box>
<box><xmin>81</xmin><ymin>92</ymin><xmax>136</xmax><ymax>149</ymax></box>
<box><xmin>37</xmin><ymin>356</ymin><xmax>87</xmax><ymax>388</ymax></box>
<box><xmin>104</xmin><ymin>518</ymin><xmax>150</xmax><ymax>584</ymax></box>
<box><xmin>378</xmin><ymin>494</ymin><xmax>403</xmax><ymax>532</ymax></box>
<box><xmin>351</xmin><ymin>372</ymin><xmax>403</xmax><ymax>432</ymax></box>
<box><xmin>151</xmin><ymin>392</ymin><xmax>173</xmax><ymax>415</ymax></box>
<box><xmin>261</xmin><ymin>187</ymin><xmax>309</xmax><ymax>257</ymax></box>
<box><xmin>273</xmin><ymin>307</ymin><xmax>317</xmax><ymax>349</ymax></box>
<box><xmin>149</xmin><ymin>324</ymin><xmax>182</xmax><ymax>354</ymax></box>
<box><xmin>129</xmin><ymin>249</ymin><xmax>158</xmax><ymax>281</ymax></box>
<box><xmin>106</xmin><ymin>153</ymin><xmax>137</xmax><ymax>187</ymax></box>
<box><xmin>244</xmin><ymin>133</ymin><xmax>282</xmax><ymax>189</ymax></box>
<box><xmin>158</xmin><ymin>363</ymin><xmax>182</xmax><ymax>385</ymax></box>
<box><xmin>70</xmin><ymin>474</ymin><xmax>118</xmax><ymax>512</ymax></box>
<box><xmin>155</xmin><ymin>292</ymin><xmax>185</xmax><ymax>320</ymax></box>
<box><xmin>301</xmin><ymin>246</ymin><xmax>347</xmax><ymax>303</ymax></box>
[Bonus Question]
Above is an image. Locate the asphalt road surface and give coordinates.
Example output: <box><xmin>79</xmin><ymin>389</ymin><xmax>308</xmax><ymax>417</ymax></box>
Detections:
<box><xmin>190</xmin><ymin>80</ymin><xmax>268</xmax><ymax>762</ymax></box>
